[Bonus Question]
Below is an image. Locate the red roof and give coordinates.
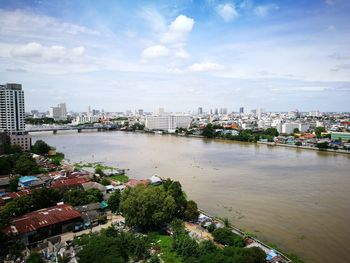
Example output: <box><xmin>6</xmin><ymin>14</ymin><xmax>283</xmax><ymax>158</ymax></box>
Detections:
<box><xmin>5</xmin><ymin>204</ymin><xmax>81</xmax><ymax>235</ymax></box>
<box><xmin>7</xmin><ymin>189</ymin><xmax>32</xmax><ymax>199</ymax></box>
<box><xmin>51</xmin><ymin>177</ymin><xmax>89</xmax><ymax>189</ymax></box>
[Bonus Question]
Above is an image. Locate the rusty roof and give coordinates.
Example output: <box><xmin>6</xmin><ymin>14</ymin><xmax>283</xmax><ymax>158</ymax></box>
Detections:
<box><xmin>51</xmin><ymin>177</ymin><xmax>89</xmax><ymax>189</ymax></box>
<box><xmin>5</xmin><ymin>204</ymin><xmax>81</xmax><ymax>235</ymax></box>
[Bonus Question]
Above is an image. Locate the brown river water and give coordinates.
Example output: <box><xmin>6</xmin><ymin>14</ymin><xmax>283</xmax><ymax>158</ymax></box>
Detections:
<box><xmin>32</xmin><ymin>131</ymin><xmax>350</xmax><ymax>263</ymax></box>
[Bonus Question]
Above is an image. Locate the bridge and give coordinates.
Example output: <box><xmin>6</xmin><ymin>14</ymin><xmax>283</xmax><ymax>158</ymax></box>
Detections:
<box><xmin>26</xmin><ymin>125</ymin><xmax>118</xmax><ymax>134</ymax></box>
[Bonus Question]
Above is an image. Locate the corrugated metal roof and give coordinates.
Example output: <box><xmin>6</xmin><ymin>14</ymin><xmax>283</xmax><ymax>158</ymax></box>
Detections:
<box><xmin>51</xmin><ymin>177</ymin><xmax>89</xmax><ymax>189</ymax></box>
<box><xmin>5</xmin><ymin>204</ymin><xmax>81</xmax><ymax>235</ymax></box>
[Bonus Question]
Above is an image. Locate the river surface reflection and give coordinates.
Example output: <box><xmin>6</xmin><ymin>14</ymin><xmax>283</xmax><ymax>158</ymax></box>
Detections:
<box><xmin>32</xmin><ymin>131</ymin><xmax>350</xmax><ymax>263</ymax></box>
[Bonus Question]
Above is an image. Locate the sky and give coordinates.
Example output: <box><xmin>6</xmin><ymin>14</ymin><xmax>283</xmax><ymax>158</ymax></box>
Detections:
<box><xmin>0</xmin><ymin>0</ymin><xmax>349</xmax><ymax>112</ymax></box>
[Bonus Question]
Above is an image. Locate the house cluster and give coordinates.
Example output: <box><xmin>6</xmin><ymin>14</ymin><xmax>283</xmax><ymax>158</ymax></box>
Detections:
<box><xmin>0</xmin><ymin>155</ymin><xmax>163</xmax><ymax>251</ymax></box>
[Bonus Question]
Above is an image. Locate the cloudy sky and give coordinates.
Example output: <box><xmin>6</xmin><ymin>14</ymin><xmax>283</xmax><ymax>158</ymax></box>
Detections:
<box><xmin>0</xmin><ymin>0</ymin><xmax>349</xmax><ymax>112</ymax></box>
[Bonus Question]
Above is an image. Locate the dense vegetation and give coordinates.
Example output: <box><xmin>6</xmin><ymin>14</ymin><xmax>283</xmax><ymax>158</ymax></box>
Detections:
<box><xmin>0</xmin><ymin>153</ymin><xmax>43</xmax><ymax>175</ymax></box>
<box><xmin>73</xmin><ymin>227</ymin><xmax>149</xmax><ymax>263</ymax></box>
<box><xmin>120</xmin><ymin>180</ymin><xmax>198</xmax><ymax>230</ymax></box>
<box><xmin>25</xmin><ymin>117</ymin><xmax>72</xmax><ymax>125</ymax></box>
<box><xmin>63</xmin><ymin>188</ymin><xmax>103</xmax><ymax>206</ymax></box>
<box><xmin>201</xmin><ymin>125</ymin><xmax>280</xmax><ymax>143</ymax></box>
<box><xmin>170</xmin><ymin>220</ymin><xmax>266</xmax><ymax>263</ymax></box>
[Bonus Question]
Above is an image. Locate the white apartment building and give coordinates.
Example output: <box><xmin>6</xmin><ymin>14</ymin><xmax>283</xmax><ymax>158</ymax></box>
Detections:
<box><xmin>0</xmin><ymin>83</ymin><xmax>31</xmax><ymax>151</ymax></box>
<box><xmin>145</xmin><ymin>115</ymin><xmax>192</xmax><ymax>131</ymax></box>
<box><xmin>72</xmin><ymin>115</ymin><xmax>100</xmax><ymax>125</ymax></box>
<box><xmin>0</xmin><ymin>83</ymin><xmax>25</xmax><ymax>132</ymax></box>
<box><xmin>282</xmin><ymin>123</ymin><xmax>310</xmax><ymax>134</ymax></box>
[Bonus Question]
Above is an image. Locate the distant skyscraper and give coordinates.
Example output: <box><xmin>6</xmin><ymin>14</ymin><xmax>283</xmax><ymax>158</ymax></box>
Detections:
<box><xmin>214</xmin><ymin>108</ymin><xmax>218</xmax><ymax>115</ymax></box>
<box><xmin>239</xmin><ymin>107</ymin><xmax>244</xmax><ymax>114</ymax></box>
<box><xmin>138</xmin><ymin>109</ymin><xmax>144</xmax><ymax>116</ymax></box>
<box><xmin>257</xmin><ymin>108</ymin><xmax>262</xmax><ymax>120</ymax></box>
<box><xmin>0</xmin><ymin>83</ymin><xmax>25</xmax><ymax>132</ymax></box>
<box><xmin>49</xmin><ymin>103</ymin><xmax>67</xmax><ymax>120</ymax></box>
<box><xmin>198</xmin><ymin>107</ymin><xmax>203</xmax><ymax>115</ymax></box>
<box><xmin>219</xmin><ymin>108</ymin><xmax>227</xmax><ymax>115</ymax></box>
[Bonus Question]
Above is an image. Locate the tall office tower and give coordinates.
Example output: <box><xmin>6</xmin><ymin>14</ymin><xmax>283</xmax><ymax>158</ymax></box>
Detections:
<box><xmin>239</xmin><ymin>107</ymin><xmax>244</xmax><ymax>114</ymax></box>
<box><xmin>0</xmin><ymin>83</ymin><xmax>25</xmax><ymax>132</ymax></box>
<box><xmin>49</xmin><ymin>103</ymin><xmax>67</xmax><ymax>120</ymax></box>
<box><xmin>138</xmin><ymin>109</ymin><xmax>144</xmax><ymax>116</ymax></box>
<box><xmin>198</xmin><ymin>107</ymin><xmax>203</xmax><ymax>115</ymax></box>
<box><xmin>87</xmin><ymin>105</ymin><xmax>92</xmax><ymax>117</ymax></box>
<box><xmin>0</xmin><ymin>83</ymin><xmax>31</xmax><ymax>151</ymax></box>
<box><xmin>219</xmin><ymin>108</ymin><xmax>227</xmax><ymax>115</ymax></box>
<box><xmin>257</xmin><ymin>108</ymin><xmax>262</xmax><ymax>120</ymax></box>
<box><xmin>214</xmin><ymin>108</ymin><xmax>218</xmax><ymax>115</ymax></box>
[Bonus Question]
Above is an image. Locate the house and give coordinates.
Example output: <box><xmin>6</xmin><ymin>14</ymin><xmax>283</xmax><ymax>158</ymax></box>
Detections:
<box><xmin>18</xmin><ymin>176</ymin><xmax>39</xmax><ymax>187</ymax></box>
<box><xmin>149</xmin><ymin>175</ymin><xmax>162</xmax><ymax>185</ymax></box>
<box><xmin>0</xmin><ymin>176</ymin><xmax>10</xmax><ymax>189</ymax></box>
<box><xmin>4</xmin><ymin>204</ymin><xmax>82</xmax><ymax>245</ymax></box>
<box><xmin>74</xmin><ymin>202</ymin><xmax>103</xmax><ymax>228</ymax></box>
<box><xmin>81</xmin><ymin>181</ymin><xmax>107</xmax><ymax>194</ymax></box>
<box><xmin>50</xmin><ymin>177</ymin><xmax>89</xmax><ymax>190</ymax></box>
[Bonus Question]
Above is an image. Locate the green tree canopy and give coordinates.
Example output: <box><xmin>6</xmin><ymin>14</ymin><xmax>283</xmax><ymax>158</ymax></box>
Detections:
<box><xmin>14</xmin><ymin>154</ymin><xmax>40</xmax><ymax>175</ymax></box>
<box><xmin>32</xmin><ymin>140</ymin><xmax>51</xmax><ymax>155</ymax></box>
<box><xmin>120</xmin><ymin>185</ymin><xmax>177</xmax><ymax>230</ymax></box>
<box><xmin>184</xmin><ymin>200</ymin><xmax>199</xmax><ymax>222</ymax></box>
<box><xmin>108</xmin><ymin>190</ymin><xmax>121</xmax><ymax>213</ymax></box>
<box><xmin>212</xmin><ymin>227</ymin><xmax>245</xmax><ymax>247</ymax></box>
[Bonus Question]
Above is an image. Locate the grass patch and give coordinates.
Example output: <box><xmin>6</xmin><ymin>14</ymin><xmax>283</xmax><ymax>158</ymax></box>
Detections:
<box><xmin>73</xmin><ymin>162</ymin><xmax>116</xmax><ymax>170</ymax></box>
<box><xmin>148</xmin><ymin>232</ymin><xmax>181</xmax><ymax>263</ymax></box>
<box><xmin>109</xmin><ymin>174</ymin><xmax>129</xmax><ymax>183</ymax></box>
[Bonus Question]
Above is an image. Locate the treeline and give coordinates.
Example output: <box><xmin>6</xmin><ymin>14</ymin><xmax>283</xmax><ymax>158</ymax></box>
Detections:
<box><xmin>171</xmin><ymin>220</ymin><xmax>265</xmax><ymax>263</ymax></box>
<box><xmin>202</xmin><ymin>124</ymin><xmax>279</xmax><ymax>142</ymax></box>
<box><xmin>25</xmin><ymin>117</ymin><xmax>72</xmax><ymax>125</ymax></box>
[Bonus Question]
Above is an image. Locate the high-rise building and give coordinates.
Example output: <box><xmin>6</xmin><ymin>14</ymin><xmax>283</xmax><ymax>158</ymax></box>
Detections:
<box><xmin>0</xmin><ymin>83</ymin><xmax>25</xmax><ymax>132</ymax></box>
<box><xmin>219</xmin><ymin>108</ymin><xmax>227</xmax><ymax>115</ymax></box>
<box><xmin>198</xmin><ymin>107</ymin><xmax>203</xmax><ymax>115</ymax></box>
<box><xmin>239</xmin><ymin>107</ymin><xmax>244</xmax><ymax>114</ymax></box>
<box><xmin>49</xmin><ymin>103</ymin><xmax>67</xmax><ymax>120</ymax></box>
<box><xmin>154</xmin><ymin>107</ymin><xmax>165</xmax><ymax>116</ymax></box>
<box><xmin>214</xmin><ymin>108</ymin><xmax>218</xmax><ymax>115</ymax></box>
<box><xmin>0</xmin><ymin>83</ymin><xmax>31</xmax><ymax>151</ymax></box>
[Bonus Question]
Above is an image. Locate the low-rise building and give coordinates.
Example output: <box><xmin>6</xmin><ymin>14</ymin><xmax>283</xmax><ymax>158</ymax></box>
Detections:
<box><xmin>4</xmin><ymin>204</ymin><xmax>82</xmax><ymax>245</ymax></box>
<box><xmin>9</xmin><ymin>132</ymin><xmax>31</xmax><ymax>152</ymax></box>
<box><xmin>145</xmin><ymin>115</ymin><xmax>192</xmax><ymax>131</ymax></box>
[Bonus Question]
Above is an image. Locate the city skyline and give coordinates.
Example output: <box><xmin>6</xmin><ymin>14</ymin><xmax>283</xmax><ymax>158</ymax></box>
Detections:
<box><xmin>0</xmin><ymin>0</ymin><xmax>350</xmax><ymax>112</ymax></box>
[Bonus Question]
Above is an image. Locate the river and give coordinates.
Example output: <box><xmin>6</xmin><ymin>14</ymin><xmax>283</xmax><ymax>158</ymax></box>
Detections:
<box><xmin>32</xmin><ymin>131</ymin><xmax>350</xmax><ymax>263</ymax></box>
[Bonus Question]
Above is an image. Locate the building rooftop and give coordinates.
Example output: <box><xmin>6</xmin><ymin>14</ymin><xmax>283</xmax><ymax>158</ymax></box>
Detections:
<box><xmin>5</xmin><ymin>204</ymin><xmax>81</xmax><ymax>235</ymax></box>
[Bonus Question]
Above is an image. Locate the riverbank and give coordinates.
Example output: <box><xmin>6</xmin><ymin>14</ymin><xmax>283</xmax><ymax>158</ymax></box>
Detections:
<box><xmin>137</xmin><ymin>129</ymin><xmax>350</xmax><ymax>155</ymax></box>
<box><xmin>31</xmin><ymin>131</ymin><xmax>350</xmax><ymax>262</ymax></box>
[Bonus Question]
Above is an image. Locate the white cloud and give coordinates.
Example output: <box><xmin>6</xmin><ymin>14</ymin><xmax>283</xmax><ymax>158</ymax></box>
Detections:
<box><xmin>174</xmin><ymin>48</ymin><xmax>190</xmax><ymax>59</ymax></box>
<box><xmin>11</xmin><ymin>42</ymin><xmax>85</xmax><ymax>62</ymax></box>
<box><xmin>11</xmin><ymin>42</ymin><xmax>44</xmax><ymax>58</ymax></box>
<box><xmin>216</xmin><ymin>3</ymin><xmax>239</xmax><ymax>22</ymax></box>
<box><xmin>72</xmin><ymin>46</ymin><xmax>85</xmax><ymax>56</ymax></box>
<box><xmin>142</xmin><ymin>45</ymin><xmax>171</xmax><ymax>59</ymax></box>
<box><xmin>140</xmin><ymin>7</ymin><xmax>166</xmax><ymax>32</ymax></box>
<box><xmin>189</xmin><ymin>62</ymin><xmax>225</xmax><ymax>72</ymax></box>
<box><xmin>254</xmin><ymin>4</ymin><xmax>279</xmax><ymax>17</ymax></box>
<box><xmin>0</xmin><ymin>9</ymin><xmax>100</xmax><ymax>38</ymax></box>
<box><xmin>161</xmin><ymin>15</ymin><xmax>194</xmax><ymax>45</ymax></box>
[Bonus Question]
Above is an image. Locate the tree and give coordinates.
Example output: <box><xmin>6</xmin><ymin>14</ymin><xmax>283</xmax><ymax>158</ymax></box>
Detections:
<box><xmin>26</xmin><ymin>252</ymin><xmax>44</xmax><ymax>263</ymax></box>
<box><xmin>264</xmin><ymin>128</ymin><xmax>279</xmax><ymax>137</ymax></box>
<box><xmin>31</xmin><ymin>140</ymin><xmax>51</xmax><ymax>155</ymax></box>
<box><xmin>316</xmin><ymin>142</ymin><xmax>329</xmax><ymax>149</ymax></box>
<box><xmin>120</xmin><ymin>185</ymin><xmax>177</xmax><ymax>230</ymax></box>
<box><xmin>8</xmin><ymin>176</ymin><xmax>19</xmax><ymax>192</ymax></box>
<box><xmin>63</xmin><ymin>189</ymin><xmax>88</xmax><ymax>206</ymax></box>
<box><xmin>212</xmin><ymin>227</ymin><xmax>245</xmax><ymax>247</ymax></box>
<box><xmin>31</xmin><ymin>188</ymin><xmax>62</xmax><ymax>210</ymax></box>
<box><xmin>100</xmin><ymin>177</ymin><xmax>111</xmax><ymax>186</ymax></box>
<box><xmin>184</xmin><ymin>200</ymin><xmax>199</xmax><ymax>222</ymax></box>
<box><xmin>0</xmin><ymin>158</ymin><xmax>12</xmax><ymax>175</ymax></box>
<box><xmin>172</xmin><ymin>231</ymin><xmax>200</xmax><ymax>261</ymax></box>
<box><xmin>293</xmin><ymin>128</ymin><xmax>300</xmax><ymax>134</ymax></box>
<box><xmin>14</xmin><ymin>154</ymin><xmax>40</xmax><ymax>175</ymax></box>
<box><xmin>108</xmin><ymin>190</ymin><xmax>121</xmax><ymax>213</ymax></box>
<box><xmin>202</xmin><ymin>124</ymin><xmax>215</xmax><ymax>138</ymax></box>
<box><xmin>295</xmin><ymin>141</ymin><xmax>302</xmax><ymax>146</ymax></box>
<box><xmin>314</xmin><ymin>127</ymin><xmax>326</xmax><ymax>138</ymax></box>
